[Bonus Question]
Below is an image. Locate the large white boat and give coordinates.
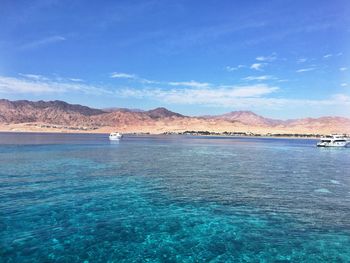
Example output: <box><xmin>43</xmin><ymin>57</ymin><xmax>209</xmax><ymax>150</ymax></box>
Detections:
<box><xmin>109</xmin><ymin>132</ymin><xmax>123</xmax><ymax>140</ymax></box>
<box><xmin>316</xmin><ymin>134</ymin><xmax>350</xmax><ymax>147</ymax></box>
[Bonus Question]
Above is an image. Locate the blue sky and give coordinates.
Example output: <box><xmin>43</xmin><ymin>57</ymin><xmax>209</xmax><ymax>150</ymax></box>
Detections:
<box><xmin>0</xmin><ymin>0</ymin><xmax>349</xmax><ymax>119</ymax></box>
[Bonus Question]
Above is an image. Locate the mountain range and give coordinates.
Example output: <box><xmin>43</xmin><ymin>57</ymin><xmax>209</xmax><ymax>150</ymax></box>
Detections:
<box><xmin>0</xmin><ymin>99</ymin><xmax>349</xmax><ymax>134</ymax></box>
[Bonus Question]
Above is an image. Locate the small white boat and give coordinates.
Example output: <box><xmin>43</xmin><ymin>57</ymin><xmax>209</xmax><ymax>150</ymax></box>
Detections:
<box><xmin>317</xmin><ymin>134</ymin><xmax>350</xmax><ymax>147</ymax></box>
<box><xmin>109</xmin><ymin>132</ymin><xmax>123</xmax><ymax>140</ymax></box>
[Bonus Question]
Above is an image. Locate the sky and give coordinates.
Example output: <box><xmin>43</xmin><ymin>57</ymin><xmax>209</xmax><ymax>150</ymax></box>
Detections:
<box><xmin>0</xmin><ymin>0</ymin><xmax>349</xmax><ymax>119</ymax></box>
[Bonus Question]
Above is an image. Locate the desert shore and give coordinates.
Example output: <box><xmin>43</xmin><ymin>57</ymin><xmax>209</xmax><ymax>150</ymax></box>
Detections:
<box><xmin>2</xmin><ymin>100</ymin><xmax>350</xmax><ymax>136</ymax></box>
<box><xmin>0</xmin><ymin>122</ymin><xmax>335</xmax><ymax>138</ymax></box>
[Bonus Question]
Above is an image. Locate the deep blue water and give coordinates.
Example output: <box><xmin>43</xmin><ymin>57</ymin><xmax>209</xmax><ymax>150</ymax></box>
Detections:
<box><xmin>1</xmin><ymin>132</ymin><xmax>350</xmax><ymax>262</ymax></box>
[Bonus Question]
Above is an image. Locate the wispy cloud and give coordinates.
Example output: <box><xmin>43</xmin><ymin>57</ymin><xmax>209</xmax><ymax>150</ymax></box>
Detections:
<box><xmin>110</xmin><ymin>72</ymin><xmax>156</xmax><ymax>84</ymax></box>
<box><xmin>19</xmin><ymin>35</ymin><xmax>66</xmax><ymax>50</ymax></box>
<box><xmin>331</xmin><ymin>94</ymin><xmax>350</xmax><ymax>103</ymax></box>
<box><xmin>116</xmin><ymin>84</ymin><xmax>350</xmax><ymax>109</ymax></box>
<box><xmin>0</xmin><ymin>75</ymin><xmax>111</xmax><ymax>95</ymax></box>
<box><xmin>339</xmin><ymin>67</ymin><xmax>348</xmax><ymax>71</ymax></box>
<box><xmin>256</xmin><ymin>54</ymin><xmax>276</xmax><ymax>62</ymax></box>
<box><xmin>70</xmin><ymin>78</ymin><xmax>84</xmax><ymax>82</ymax></box>
<box><xmin>18</xmin><ymin>73</ymin><xmax>48</xmax><ymax>81</ymax></box>
<box><xmin>2</xmin><ymin>73</ymin><xmax>349</xmax><ymax>111</ymax></box>
<box><xmin>296</xmin><ymin>68</ymin><xmax>315</xmax><ymax>73</ymax></box>
<box><xmin>110</xmin><ymin>72</ymin><xmax>212</xmax><ymax>88</ymax></box>
<box><xmin>250</xmin><ymin>63</ymin><xmax>265</xmax><ymax>71</ymax></box>
<box><xmin>297</xmin><ymin>58</ymin><xmax>308</xmax><ymax>63</ymax></box>
<box><xmin>225</xmin><ymin>65</ymin><xmax>245</xmax><ymax>71</ymax></box>
<box><xmin>118</xmin><ymin>84</ymin><xmax>280</xmax><ymax>107</ymax></box>
<box><xmin>19</xmin><ymin>73</ymin><xmax>84</xmax><ymax>83</ymax></box>
<box><xmin>110</xmin><ymin>72</ymin><xmax>137</xmax><ymax>79</ymax></box>
<box><xmin>108</xmin><ymin>73</ymin><xmax>349</xmax><ymax>109</ymax></box>
<box><xmin>341</xmin><ymin>83</ymin><xmax>348</xmax><ymax>87</ymax></box>
<box><xmin>243</xmin><ymin>75</ymin><xmax>276</xmax><ymax>81</ymax></box>
<box><xmin>323</xmin><ymin>54</ymin><xmax>332</xmax><ymax>59</ymax></box>
<box><xmin>168</xmin><ymin>80</ymin><xmax>210</xmax><ymax>88</ymax></box>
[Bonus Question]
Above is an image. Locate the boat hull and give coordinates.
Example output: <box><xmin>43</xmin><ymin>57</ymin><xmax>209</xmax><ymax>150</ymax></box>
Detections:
<box><xmin>109</xmin><ymin>137</ymin><xmax>121</xmax><ymax>141</ymax></box>
<box><xmin>316</xmin><ymin>134</ymin><xmax>350</xmax><ymax>148</ymax></box>
<box><xmin>109</xmin><ymin>136</ymin><xmax>122</xmax><ymax>140</ymax></box>
<box><xmin>317</xmin><ymin>142</ymin><xmax>349</xmax><ymax>147</ymax></box>
<box><xmin>109</xmin><ymin>132</ymin><xmax>123</xmax><ymax>140</ymax></box>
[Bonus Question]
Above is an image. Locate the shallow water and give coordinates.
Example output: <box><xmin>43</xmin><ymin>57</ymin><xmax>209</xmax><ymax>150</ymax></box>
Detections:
<box><xmin>1</xmin><ymin>133</ymin><xmax>350</xmax><ymax>262</ymax></box>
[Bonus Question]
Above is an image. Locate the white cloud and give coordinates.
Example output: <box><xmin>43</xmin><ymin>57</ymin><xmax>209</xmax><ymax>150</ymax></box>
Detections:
<box><xmin>110</xmin><ymin>72</ymin><xmax>137</xmax><ymax>79</ymax></box>
<box><xmin>323</xmin><ymin>54</ymin><xmax>332</xmax><ymax>59</ymax></box>
<box><xmin>223</xmin><ymin>85</ymin><xmax>279</xmax><ymax>97</ymax></box>
<box><xmin>256</xmin><ymin>54</ymin><xmax>276</xmax><ymax>62</ymax></box>
<box><xmin>70</xmin><ymin>78</ymin><xmax>84</xmax><ymax>82</ymax></box>
<box><xmin>20</xmin><ymin>36</ymin><xmax>66</xmax><ymax>50</ymax></box>
<box><xmin>118</xmin><ymin>84</ymin><xmax>279</xmax><ymax>106</ymax></box>
<box><xmin>140</xmin><ymin>78</ymin><xmax>157</xmax><ymax>84</ymax></box>
<box><xmin>225</xmin><ymin>65</ymin><xmax>245</xmax><ymax>71</ymax></box>
<box><xmin>168</xmin><ymin>80</ymin><xmax>211</xmax><ymax>88</ymax></box>
<box><xmin>116</xmin><ymin>84</ymin><xmax>350</xmax><ymax>109</ymax></box>
<box><xmin>0</xmin><ymin>76</ymin><xmax>58</xmax><ymax>93</ymax></box>
<box><xmin>3</xmin><ymin>73</ymin><xmax>349</xmax><ymax>112</ymax></box>
<box><xmin>0</xmin><ymin>75</ymin><xmax>111</xmax><ymax>95</ymax></box>
<box><xmin>19</xmin><ymin>73</ymin><xmax>84</xmax><ymax>84</ymax></box>
<box><xmin>297</xmin><ymin>58</ymin><xmax>308</xmax><ymax>63</ymax></box>
<box><xmin>296</xmin><ymin>68</ymin><xmax>315</xmax><ymax>73</ymax></box>
<box><xmin>18</xmin><ymin>73</ymin><xmax>48</xmax><ymax>81</ymax></box>
<box><xmin>340</xmin><ymin>67</ymin><xmax>348</xmax><ymax>71</ymax></box>
<box><xmin>243</xmin><ymin>75</ymin><xmax>276</xmax><ymax>81</ymax></box>
<box><xmin>110</xmin><ymin>72</ymin><xmax>157</xmax><ymax>84</ymax></box>
<box><xmin>341</xmin><ymin>83</ymin><xmax>348</xmax><ymax>87</ymax></box>
<box><xmin>331</xmin><ymin>94</ymin><xmax>350</xmax><ymax>103</ymax></box>
<box><xmin>250</xmin><ymin>63</ymin><xmax>265</xmax><ymax>71</ymax></box>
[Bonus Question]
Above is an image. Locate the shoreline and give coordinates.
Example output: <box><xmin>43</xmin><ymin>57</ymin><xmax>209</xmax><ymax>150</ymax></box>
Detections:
<box><xmin>0</xmin><ymin>129</ymin><xmax>323</xmax><ymax>140</ymax></box>
<box><xmin>1</xmin><ymin>121</ymin><xmax>349</xmax><ymax>138</ymax></box>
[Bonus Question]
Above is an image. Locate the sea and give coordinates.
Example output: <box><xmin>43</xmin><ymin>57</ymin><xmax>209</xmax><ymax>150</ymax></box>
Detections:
<box><xmin>1</xmin><ymin>132</ymin><xmax>350</xmax><ymax>262</ymax></box>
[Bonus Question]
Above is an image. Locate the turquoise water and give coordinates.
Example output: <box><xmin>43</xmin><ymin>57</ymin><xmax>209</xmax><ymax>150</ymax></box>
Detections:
<box><xmin>1</xmin><ymin>133</ymin><xmax>350</xmax><ymax>262</ymax></box>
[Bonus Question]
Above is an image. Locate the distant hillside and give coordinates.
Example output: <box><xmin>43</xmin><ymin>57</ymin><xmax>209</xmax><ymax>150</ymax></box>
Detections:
<box><xmin>0</xmin><ymin>99</ymin><xmax>104</xmax><ymax>125</ymax></box>
<box><xmin>146</xmin><ymin>107</ymin><xmax>184</xmax><ymax>119</ymax></box>
<box><xmin>207</xmin><ymin>111</ymin><xmax>282</xmax><ymax>126</ymax></box>
<box><xmin>0</xmin><ymin>99</ymin><xmax>105</xmax><ymax>116</ymax></box>
<box><xmin>278</xmin><ymin>116</ymin><xmax>350</xmax><ymax>134</ymax></box>
<box><xmin>0</xmin><ymin>99</ymin><xmax>349</xmax><ymax>134</ymax></box>
<box><xmin>102</xmin><ymin>107</ymin><xmax>183</xmax><ymax>119</ymax></box>
<box><xmin>103</xmin><ymin>107</ymin><xmax>145</xmax><ymax>113</ymax></box>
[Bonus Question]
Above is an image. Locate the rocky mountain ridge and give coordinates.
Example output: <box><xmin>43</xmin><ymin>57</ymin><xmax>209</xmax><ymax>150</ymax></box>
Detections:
<box><xmin>1</xmin><ymin>99</ymin><xmax>349</xmax><ymax>134</ymax></box>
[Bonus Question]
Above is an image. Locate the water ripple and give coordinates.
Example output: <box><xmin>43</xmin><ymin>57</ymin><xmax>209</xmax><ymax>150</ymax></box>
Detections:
<box><xmin>1</xmin><ymin>134</ymin><xmax>350</xmax><ymax>262</ymax></box>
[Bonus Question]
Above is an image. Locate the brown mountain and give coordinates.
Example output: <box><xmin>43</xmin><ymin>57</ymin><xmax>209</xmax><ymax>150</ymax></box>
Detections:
<box><xmin>208</xmin><ymin>111</ymin><xmax>282</xmax><ymax>126</ymax></box>
<box><xmin>102</xmin><ymin>107</ymin><xmax>183</xmax><ymax>118</ymax></box>
<box><xmin>103</xmin><ymin>107</ymin><xmax>145</xmax><ymax>113</ymax></box>
<box><xmin>146</xmin><ymin>107</ymin><xmax>184</xmax><ymax>119</ymax></box>
<box><xmin>0</xmin><ymin>99</ymin><xmax>105</xmax><ymax>126</ymax></box>
<box><xmin>0</xmin><ymin>99</ymin><xmax>349</xmax><ymax>134</ymax></box>
<box><xmin>278</xmin><ymin>117</ymin><xmax>350</xmax><ymax>134</ymax></box>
